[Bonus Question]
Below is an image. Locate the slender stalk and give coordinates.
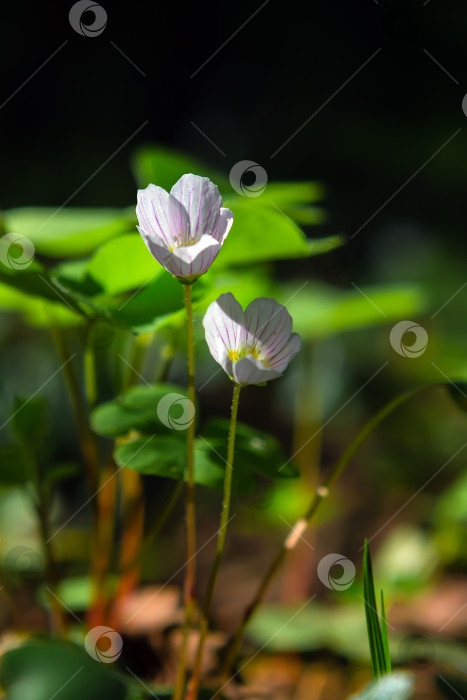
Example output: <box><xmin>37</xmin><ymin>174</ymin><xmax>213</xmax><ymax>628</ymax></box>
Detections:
<box><xmin>219</xmin><ymin>383</ymin><xmax>441</xmax><ymax>680</ymax></box>
<box><xmin>173</xmin><ymin>284</ymin><xmax>197</xmax><ymax>700</ymax></box>
<box><xmin>190</xmin><ymin>384</ymin><xmax>241</xmax><ymax>699</ymax></box>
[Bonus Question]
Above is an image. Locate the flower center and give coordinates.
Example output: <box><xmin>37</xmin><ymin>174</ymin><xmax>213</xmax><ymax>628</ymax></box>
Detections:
<box><xmin>168</xmin><ymin>223</ymin><xmax>200</xmax><ymax>251</ymax></box>
<box><xmin>228</xmin><ymin>346</ymin><xmax>262</xmax><ymax>363</ymax></box>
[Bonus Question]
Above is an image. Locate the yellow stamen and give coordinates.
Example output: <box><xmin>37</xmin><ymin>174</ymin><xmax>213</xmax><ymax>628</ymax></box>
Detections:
<box><xmin>228</xmin><ymin>350</ymin><xmax>240</xmax><ymax>362</ymax></box>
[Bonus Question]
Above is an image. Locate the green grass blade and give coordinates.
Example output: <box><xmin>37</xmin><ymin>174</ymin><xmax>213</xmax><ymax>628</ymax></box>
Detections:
<box><xmin>363</xmin><ymin>539</ymin><xmax>388</xmax><ymax>678</ymax></box>
<box><xmin>380</xmin><ymin>590</ymin><xmax>392</xmax><ymax>674</ymax></box>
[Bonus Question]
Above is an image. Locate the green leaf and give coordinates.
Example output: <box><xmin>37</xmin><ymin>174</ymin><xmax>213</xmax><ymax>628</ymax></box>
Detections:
<box><xmin>112</xmin><ymin>418</ymin><xmax>298</xmax><ymax>493</ymax></box>
<box><xmin>87</xmin><ymin>234</ymin><xmax>163</xmax><ymax>296</ymax></box>
<box><xmin>113</xmin><ymin>434</ymin><xmax>253</xmax><ymax>493</ymax></box>
<box><xmin>216</xmin><ymin>200</ymin><xmax>341</xmax><ymax>266</ymax></box>
<box><xmin>224</xmin><ymin>181</ymin><xmax>325</xmax><ymax>209</ymax></box>
<box><xmin>0</xmin><ymin>639</ymin><xmax>127</xmax><ymax>700</ymax></box>
<box><xmin>351</xmin><ymin>672</ymin><xmax>414</xmax><ymax>700</ymax></box>
<box><xmin>90</xmin><ymin>383</ymin><xmax>191</xmax><ymax>439</ymax></box>
<box><xmin>380</xmin><ymin>590</ymin><xmax>391</xmax><ymax>673</ymax></box>
<box><xmin>202</xmin><ymin>419</ymin><xmax>300</xmax><ymax>480</ymax></box>
<box><xmin>286</xmin><ymin>283</ymin><xmax>428</xmax><ymax>339</ymax></box>
<box><xmin>0</xmin><ymin>280</ymin><xmax>81</xmax><ymax>327</ymax></box>
<box><xmin>106</xmin><ymin>273</ymin><xmax>185</xmax><ymax>333</ymax></box>
<box><xmin>131</xmin><ymin>145</ymin><xmax>230</xmax><ymax>193</ymax></box>
<box><xmin>3</xmin><ymin>207</ymin><xmax>133</xmax><ymax>257</ymax></box>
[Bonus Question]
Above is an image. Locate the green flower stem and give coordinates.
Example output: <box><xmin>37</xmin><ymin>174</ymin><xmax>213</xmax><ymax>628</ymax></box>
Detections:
<box><xmin>190</xmin><ymin>383</ymin><xmax>241</xmax><ymax>700</ymax></box>
<box><xmin>219</xmin><ymin>383</ymin><xmax>441</xmax><ymax>680</ymax></box>
<box><xmin>173</xmin><ymin>283</ymin><xmax>198</xmax><ymax>700</ymax></box>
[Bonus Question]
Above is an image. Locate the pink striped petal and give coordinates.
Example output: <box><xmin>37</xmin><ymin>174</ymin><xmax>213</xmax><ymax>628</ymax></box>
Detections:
<box><xmin>244</xmin><ymin>297</ymin><xmax>293</xmax><ymax>356</ymax></box>
<box><xmin>171</xmin><ymin>174</ymin><xmax>223</xmax><ymax>241</ymax></box>
<box><xmin>169</xmin><ymin>235</ymin><xmax>222</xmax><ymax>280</ymax></box>
<box><xmin>265</xmin><ymin>333</ymin><xmax>301</xmax><ymax>372</ymax></box>
<box><xmin>203</xmin><ymin>293</ymin><xmax>246</xmax><ymax>370</ymax></box>
<box><xmin>232</xmin><ymin>356</ymin><xmax>282</xmax><ymax>385</ymax></box>
<box><xmin>137</xmin><ymin>184</ymin><xmax>189</xmax><ymax>248</ymax></box>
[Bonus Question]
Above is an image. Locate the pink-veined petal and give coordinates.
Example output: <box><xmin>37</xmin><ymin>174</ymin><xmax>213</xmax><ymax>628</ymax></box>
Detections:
<box><xmin>137</xmin><ymin>225</ymin><xmax>172</xmax><ymax>269</ymax></box>
<box><xmin>244</xmin><ymin>297</ymin><xmax>293</xmax><ymax>356</ymax></box>
<box><xmin>137</xmin><ymin>184</ymin><xmax>188</xmax><ymax>248</ymax></box>
<box><xmin>203</xmin><ymin>293</ymin><xmax>245</xmax><ymax>370</ymax></box>
<box><xmin>170</xmin><ymin>235</ymin><xmax>222</xmax><ymax>279</ymax></box>
<box><xmin>232</xmin><ymin>356</ymin><xmax>282</xmax><ymax>386</ymax></box>
<box><xmin>171</xmin><ymin>174</ymin><xmax>223</xmax><ymax>241</ymax></box>
<box><xmin>265</xmin><ymin>332</ymin><xmax>301</xmax><ymax>372</ymax></box>
<box><xmin>211</xmin><ymin>207</ymin><xmax>234</xmax><ymax>244</ymax></box>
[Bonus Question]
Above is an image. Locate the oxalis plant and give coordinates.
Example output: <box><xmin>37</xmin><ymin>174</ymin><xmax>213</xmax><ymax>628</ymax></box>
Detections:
<box><xmin>1</xmin><ymin>157</ymin><xmax>465</xmax><ymax>700</ymax></box>
<box><xmin>136</xmin><ymin>175</ymin><xmax>301</xmax><ymax>699</ymax></box>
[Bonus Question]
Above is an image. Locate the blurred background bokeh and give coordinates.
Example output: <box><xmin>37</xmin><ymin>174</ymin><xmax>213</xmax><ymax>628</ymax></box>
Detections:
<box><xmin>0</xmin><ymin>1</ymin><xmax>466</xmax><ymax>699</ymax></box>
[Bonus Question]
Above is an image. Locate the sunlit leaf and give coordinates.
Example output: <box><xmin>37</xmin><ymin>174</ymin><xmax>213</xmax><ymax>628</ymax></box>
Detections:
<box><xmin>217</xmin><ymin>200</ymin><xmax>341</xmax><ymax>266</ymax></box>
<box><xmin>286</xmin><ymin>282</ymin><xmax>428</xmax><ymax>339</ymax></box>
<box><xmin>91</xmin><ymin>383</ymin><xmax>191</xmax><ymax>438</ymax></box>
<box><xmin>113</xmin><ymin>434</ymin><xmax>253</xmax><ymax>493</ymax></box>
<box><xmin>87</xmin><ymin>234</ymin><xmax>163</xmax><ymax>296</ymax></box>
<box><xmin>3</xmin><ymin>208</ymin><xmax>133</xmax><ymax>257</ymax></box>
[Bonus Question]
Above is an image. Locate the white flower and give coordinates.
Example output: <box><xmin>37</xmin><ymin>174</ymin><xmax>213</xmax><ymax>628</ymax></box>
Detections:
<box><xmin>203</xmin><ymin>293</ymin><xmax>301</xmax><ymax>386</ymax></box>
<box><xmin>136</xmin><ymin>174</ymin><xmax>234</xmax><ymax>284</ymax></box>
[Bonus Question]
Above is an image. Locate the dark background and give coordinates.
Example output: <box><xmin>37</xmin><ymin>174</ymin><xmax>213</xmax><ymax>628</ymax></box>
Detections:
<box><xmin>1</xmin><ymin>0</ymin><xmax>465</xmax><ymax>279</ymax></box>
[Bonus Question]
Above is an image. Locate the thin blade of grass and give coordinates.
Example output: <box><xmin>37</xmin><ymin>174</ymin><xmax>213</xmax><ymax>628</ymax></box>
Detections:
<box><xmin>363</xmin><ymin>539</ymin><xmax>386</xmax><ymax>678</ymax></box>
<box><xmin>380</xmin><ymin>589</ymin><xmax>392</xmax><ymax>674</ymax></box>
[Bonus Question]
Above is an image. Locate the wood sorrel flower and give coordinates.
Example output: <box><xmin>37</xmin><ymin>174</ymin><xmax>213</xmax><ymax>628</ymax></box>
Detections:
<box><xmin>136</xmin><ymin>174</ymin><xmax>233</xmax><ymax>284</ymax></box>
<box><xmin>203</xmin><ymin>293</ymin><xmax>301</xmax><ymax>386</ymax></box>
